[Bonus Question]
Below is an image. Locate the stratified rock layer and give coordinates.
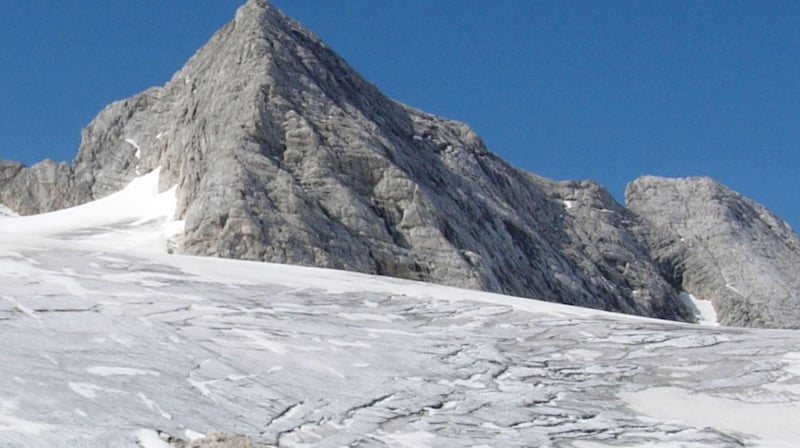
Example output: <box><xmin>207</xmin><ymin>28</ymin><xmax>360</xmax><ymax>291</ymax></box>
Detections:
<box><xmin>1</xmin><ymin>0</ymin><xmax>694</xmax><ymax>321</ymax></box>
<box><xmin>626</xmin><ymin>175</ymin><xmax>800</xmax><ymax>328</ymax></box>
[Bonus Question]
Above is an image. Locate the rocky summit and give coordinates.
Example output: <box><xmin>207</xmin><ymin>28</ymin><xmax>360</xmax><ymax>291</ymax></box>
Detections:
<box><xmin>626</xmin><ymin>175</ymin><xmax>800</xmax><ymax>328</ymax></box>
<box><xmin>0</xmin><ymin>0</ymin><xmax>798</xmax><ymax>328</ymax></box>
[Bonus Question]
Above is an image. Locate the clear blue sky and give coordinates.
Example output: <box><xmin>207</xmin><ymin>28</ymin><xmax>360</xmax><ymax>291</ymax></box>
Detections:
<box><xmin>1</xmin><ymin>1</ymin><xmax>798</xmax><ymax>230</ymax></box>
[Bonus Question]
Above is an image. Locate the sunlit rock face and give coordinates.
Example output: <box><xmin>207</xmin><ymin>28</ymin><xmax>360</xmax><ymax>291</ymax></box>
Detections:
<box><xmin>627</xmin><ymin>175</ymin><xmax>800</xmax><ymax>328</ymax></box>
<box><xmin>0</xmin><ymin>0</ymin><xmax>694</xmax><ymax>321</ymax></box>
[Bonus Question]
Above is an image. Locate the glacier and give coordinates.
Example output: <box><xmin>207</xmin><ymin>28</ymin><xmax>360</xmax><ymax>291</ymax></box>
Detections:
<box><xmin>0</xmin><ymin>171</ymin><xmax>798</xmax><ymax>447</ymax></box>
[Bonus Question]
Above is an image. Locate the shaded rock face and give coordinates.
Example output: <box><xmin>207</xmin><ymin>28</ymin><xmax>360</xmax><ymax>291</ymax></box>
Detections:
<box><xmin>626</xmin><ymin>176</ymin><xmax>800</xmax><ymax>328</ymax></box>
<box><xmin>0</xmin><ymin>0</ymin><xmax>690</xmax><ymax>321</ymax></box>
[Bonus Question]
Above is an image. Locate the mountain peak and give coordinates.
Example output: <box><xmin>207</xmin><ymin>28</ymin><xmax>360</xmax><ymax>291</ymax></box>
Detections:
<box><xmin>2</xmin><ymin>1</ymin><xmax>798</xmax><ymax>328</ymax></box>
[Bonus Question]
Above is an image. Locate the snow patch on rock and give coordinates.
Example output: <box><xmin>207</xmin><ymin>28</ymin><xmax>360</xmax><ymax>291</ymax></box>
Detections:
<box><xmin>0</xmin><ymin>167</ymin><xmax>183</xmax><ymax>253</ymax></box>
<box><xmin>679</xmin><ymin>292</ymin><xmax>719</xmax><ymax>326</ymax></box>
<box><xmin>0</xmin><ymin>203</ymin><xmax>18</xmax><ymax>217</ymax></box>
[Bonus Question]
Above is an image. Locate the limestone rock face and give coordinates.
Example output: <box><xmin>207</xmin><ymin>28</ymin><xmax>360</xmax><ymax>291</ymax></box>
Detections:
<box><xmin>0</xmin><ymin>0</ymin><xmax>691</xmax><ymax>321</ymax></box>
<box><xmin>626</xmin><ymin>175</ymin><xmax>800</xmax><ymax>328</ymax></box>
<box><xmin>0</xmin><ymin>159</ymin><xmax>75</xmax><ymax>215</ymax></box>
<box><xmin>538</xmin><ymin>177</ymin><xmax>689</xmax><ymax>319</ymax></box>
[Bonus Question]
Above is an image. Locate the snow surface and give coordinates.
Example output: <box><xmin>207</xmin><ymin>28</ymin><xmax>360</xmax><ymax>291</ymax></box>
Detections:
<box><xmin>680</xmin><ymin>291</ymin><xmax>719</xmax><ymax>325</ymax></box>
<box><xmin>134</xmin><ymin>429</ymin><xmax>171</xmax><ymax>448</ymax></box>
<box><xmin>0</xmin><ymin>167</ymin><xmax>183</xmax><ymax>253</ymax></box>
<box><xmin>0</xmin><ymin>170</ymin><xmax>798</xmax><ymax>447</ymax></box>
<box><xmin>620</xmin><ymin>387</ymin><xmax>800</xmax><ymax>448</ymax></box>
<box><xmin>125</xmin><ymin>138</ymin><xmax>142</xmax><ymax>159</ymax></box>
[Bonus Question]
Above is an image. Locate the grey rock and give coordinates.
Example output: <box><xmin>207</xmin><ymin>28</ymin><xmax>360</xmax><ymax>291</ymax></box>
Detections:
<box><xmin>539</xmin><ymin>176</ymin><xmax>690</xmax><ymax>320</ymax></box>
<box><xmin>0</xmin><ymin>0</ymin><xmax>690</xmax><ymax>321</ymax></box>
<box><xmin>187</xmin><ymin>432</ymin><xmax>272</xmax><ymax>448</ymax></box>
<box><xmin>0</xmin><ymin>159</ymin><xmax>76</xmax><ymax>215</ymax></box>
<box><xmin>626</xmin><ymin>175</ymin><xmax>800</xmax><ymax>328</ymax></box>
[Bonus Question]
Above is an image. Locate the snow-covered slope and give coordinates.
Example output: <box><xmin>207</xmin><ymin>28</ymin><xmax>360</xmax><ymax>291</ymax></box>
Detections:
<box><xmin>1</xmin><ymin>173</ymin><xmax>799</xmax><ymax>447</ymax></box>
<box><xmin>0</xmin><ymin>168</ymin><xmax>183</xmax><ymax>253</ymax></box>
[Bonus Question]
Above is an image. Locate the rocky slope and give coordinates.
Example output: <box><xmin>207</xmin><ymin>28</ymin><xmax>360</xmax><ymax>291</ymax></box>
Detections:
<box><xmin>0</xmin><ymin>0</ymin><xmax>693</xmax><ymax>322</ymax></box>
<box><xmin>0</xmin><ymin>160</ymin><xmax>74</xmax><ymax>215</ymax></box>
<box><xmin>626</xmin><ymin>176</ymin><xmax>800</xmax><ymax>328</ymax></box>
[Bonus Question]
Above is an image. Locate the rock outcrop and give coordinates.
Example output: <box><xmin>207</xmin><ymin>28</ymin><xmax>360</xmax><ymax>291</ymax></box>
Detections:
<box><xmin>187</xmin><ymin>433</ymin><xmax>272</xmax><ymax>448</ymax></box>
<box><xmin>0</xmin><ymin>0</ymin><xmax>691</xmax><ymax>321</ymax></box>
<box><xmin>626</xmin><ymin>175</ymin><xmax>800</xmax><ymax>328</ymax></box>
<box><xmin>0</xmin><ymin>159</ymin><xmax>75</xmax><ymax>215</ymax></box>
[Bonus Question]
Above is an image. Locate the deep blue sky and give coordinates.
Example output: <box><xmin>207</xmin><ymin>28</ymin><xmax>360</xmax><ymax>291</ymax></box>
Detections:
<box><xmin>1</xmin><ymin>1</ymin><xmax>798</xmax><ymax>230</ymax></box>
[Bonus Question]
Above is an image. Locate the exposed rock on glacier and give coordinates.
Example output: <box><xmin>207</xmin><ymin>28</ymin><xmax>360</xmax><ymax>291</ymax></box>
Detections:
<box><xmin>626</xmin><ymin>175</ymin><xmax>800</xmax><ymax>328</ymax></box>
<box><xmin>188</xmin><ymin>433</ymin><xmax>272</xmax><ymax>448</ymax></box>
<box><xmin>0</xmin><ymin>159</ymin><xmax>74</xmax><ymax>215</ymax></box>
<box><xmin>0</xmin><ymin>0</ymin><xmax>691</xmax><ymax>321</ymax></box>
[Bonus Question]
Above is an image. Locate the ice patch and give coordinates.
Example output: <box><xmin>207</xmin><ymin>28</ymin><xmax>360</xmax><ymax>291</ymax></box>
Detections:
<box><xmin>679</xmin><ymin>292</ymin><xmax>719</xmax><ymax>325</ymax></box>
<box><xmin>185</xmin><ymin>429</ymin><xmax>204</xmax><ymax>441</ymax></box>
<box><xmin>137</xmin><ymin>392</ymin><xmax>172</xmax><ymax>420</ymax></box>
<box><xmin>764</xmin><ymin>352</ymin><xmax>800</xmax><ymax>396</ymax></box>
<box><xmin>231</xmin><ymin>328</ymin><xmax>288</xmax><ymax>355</ymax></box>
<box><xmin>187</xmin><ymin>378</ymin><xmax>215</xmax><ymax>396</ymax></box>
<box><xmin>384</xmin><ymin>431</ymin><xmax>436</xmax><ymax>447</ymax></box>
<box><xmin>783</xmin><ymin>352</ymin><xmax>800</xmax><ymax>377</ymax></box>
<box><xmin>562</xmin><ymin>200</ymin><xmax>576</xmax><ymax>210</ymax></box>
<box><xmin>125</xmin><ymin>138</ymin><xmax>143</xmax><ymax>175</ymax></box>
<box><xmin>339</xmin><ymin>312</ymin><xmax>403</xmax><ymax>323</ymax></box>
<box><xmin>3</xmin><ymin>296</ymin><xmax>40</xmax><ymax>320</ymax></box>
<box><xmin>134</xmin><ymin>429</ymin><xmax>172</xmax><ymax>448</ymax></box>
<box><xmin>125</xmin><ymin>138</ymin><xmax>142</xmax><ymax>154</ymax></box>
<box><xmin>566</xmin><ymin>349</ymin><xmax>602</xmax><ymax>360</ymax></box>
<box><xmin>0</xmin><ymin>168</ymin><xmax>182</xmax><ymax>253</ymax></box>
<box><xmin>327</xmin><ymin>367</ymin><xmax>345</xmax><ymax>379</ymax></box>
<box><xmin>87</xmin><ymin>366</ymin><xmax>160</xmax><ymax>377</ymax></box>
<box><xmin>68</xmin><ymin>382</ymin><xmax>103</xmax><ymax>399</ymax></box>
<box><xmin>620</xmin><ymin>386</ymin><xmax>800</xmax><ymax>444</ymax></box>
<box><xmin>0</xmin><ymin>399</ymin><xmax>53</xmax><ymax>435</ymax></box>
<box><xmin>454</xmin><ymin>305</ymin><xmax>511</xmax><ymax>319</ymax></box>
<box><xmin>39</xmin><ymin>352</ymin><xmax>59</xmax><ymax>366</ymax></box>
<box><xmin>659</xmin><ymin>364</ymin><xmax>709</xmax><ymax>379</ymax></box>
<box><xmin>328</xmin><ymin>339</ymin><xmax>372</xmax><ymax>348</ymax></box>
<box><xmin>726</xmin><ymin>283</ymin><xmax>744</xmax><ymax>295</ymax></box>
<box><xmin>0</xmin><ymin>203</ymin><xmax>18</xmax><ymax>217</ymax></box>
<box><xmin>125</xmin><ymin>138</ymin><xmax>142</xmax><ymax>164</ymax></box>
